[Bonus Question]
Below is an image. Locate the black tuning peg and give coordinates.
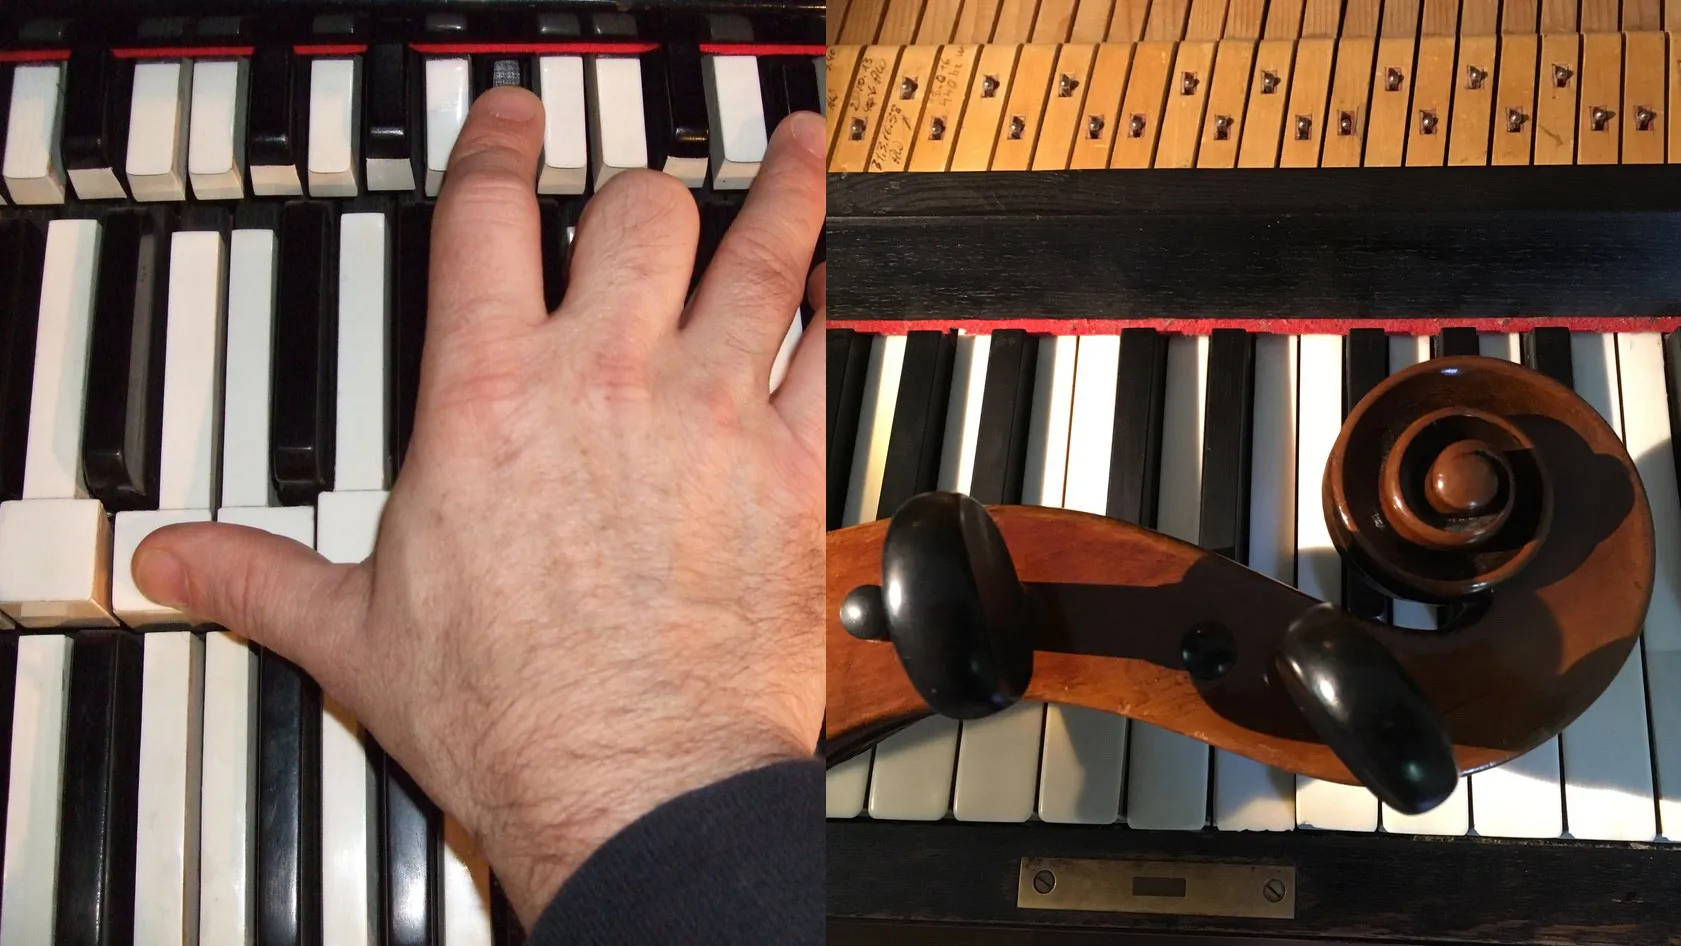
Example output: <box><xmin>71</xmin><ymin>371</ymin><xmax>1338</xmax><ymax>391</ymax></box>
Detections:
<box><xmin>839</xmin><ymin>492</ymin><xmax>1033</xmax><ymax>719</ymax></box>
<box><xmin>1276</xmin><ymin>604</ymin><xmax>1459</xmax><ymax>814</ymax></box>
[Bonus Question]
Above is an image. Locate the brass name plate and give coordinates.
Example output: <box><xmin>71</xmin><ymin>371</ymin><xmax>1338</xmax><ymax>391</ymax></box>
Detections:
<box><xmin>1017</xmin><ymin>857</ymin><xmax>1296</xmax><ymax>919</ymax></box>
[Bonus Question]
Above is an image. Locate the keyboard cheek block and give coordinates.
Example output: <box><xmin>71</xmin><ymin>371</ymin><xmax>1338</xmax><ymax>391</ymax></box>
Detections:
<box><xmin>826</xmin><ymin>355</ymin><xmax>1654</xmax><ymax>817</ymax></box>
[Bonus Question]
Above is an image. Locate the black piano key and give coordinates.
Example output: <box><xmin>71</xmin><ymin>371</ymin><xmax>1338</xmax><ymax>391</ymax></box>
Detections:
<box><xmin>1199</xmin><ymin>329</ymin><xmax>1254</xmax><ymax>562</ymax></box>
<box><xmin>826</xmin><ymin>329</ymin><xmax>872</xmax><ymax>530</ymax></box>
<box><xmin>1107</xmin><ymin>328</ymin><xmax>1169</xmax><ymax>526</ymax></box>
<box><xmin>757</xmin><ymin>57</ymin><xmax>792</xmax><ymax>134</ymax></box>
<box><xmin>393</xmin><ymin>201</ymin><xmax>431</xmax><ymax>475</ymax></box>
<box><xmin>537</xmin><ymin>198</ymin><xmax>568</xmax><ymax>313</ymax></box>
<box><xmin>55</xmin><ymin>629</ymin><xmax>143</xmax><ymax>946</ymax></box>
<box><xmin>0</xmin><ymin>633</ymin><xmax>16</xmax><ymax>868</ymax></box>
<box><xmin>782</xmin><ymin>54</ymin><xmax>822</xmax><ymax>116</ymax></box>
<box><xmin>248</xmin><ymin>45</ymin><xmax>306</xmax><ymax>173</ymax></box>
<box><xmin>1527</xmin><ymin>326</ymin><xmax>1574</xmax><ymax>387</ymax></box>
<box><xmin>969</xmin><ymin>330</ymin><xmax>1038</xmax><ymax>506</ymax></box>
<box><xmin>0</xmin><ymin>220</ymin><xmax>44</xmax><ymax>502</ymax></box>
<box><xmin>667</xmin><ymin>43</ymin><xmax>709</xmax><ymax>162</ymax></box>
<box><xmin>257</xmin><ymin>649</ymin><xmax>322</xmax><ymax>946</ymax></box>
<box><xmin>490</xmin><ymin>875</ymin><xmax>526</xmax><ymax>946</ymax></box>
<box><xmin>0</xmin><ymin>66</ymin><xmax>13</xmax><ymax>203</ymax></box>
<box><xmin>1665</xmin><ymin>332</ymin><xmax>1681</xmax><ymax>490</ymax></box>
<box><xmin>61</xmin><ymin>48</ymin><xmax>132</xmax><ymax>188</ymax></box>
<box><xmin>1435</xmin><ymin>326</ymin><xmax>1480</xmax><ymax>358</ymax></box>
<box><xmin>364</xmin><ymin>43</ymin><xmax>413</xmax><ymax>167</ymax></box>
<box><xmin>877</xmin><ymin>330</ymin><xmax>957</xmax><ymax>520</ymax></box>
<box><xmin>472</xmin><ymin>54</ymin><xmax>533</xmax><ymax>98</ymax></box>
<box><xmin>1343</xmin><ymin>328</ymin><xmax>1391</xmax><ymax>620</ymax></box>
<box><xmin>382</xmin><ymin>755</ymin><xmax>440</xmax><ymax>946</ymax></box>
<box><xmin>81</xmin><ymin>208</ymin><xmax>170</xmax><ymax>513</ymax></box>
<box><xmin>272</xmin><ymin>201</ymin><xmax>338</xmax><ymax>506</ymax></box>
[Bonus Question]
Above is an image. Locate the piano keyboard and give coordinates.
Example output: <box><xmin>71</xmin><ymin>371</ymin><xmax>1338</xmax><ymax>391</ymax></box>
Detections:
<box><xmin>0</xmin><ymin>7</ymin><xmax>821</xmax><ymax>945</ymax></box>
<box><xmin>825</xmin><ymin>324</ymin><xmax>1681</xmax><ymax>842</ymax></box>
<box><xmin>0</xmin><ymin>12</ymin><xmax>823</xmax><ymax>204</ymax></box>
<box><xmin>825</xmin><ymin>0</ymin><xmax>1678</xmax><ymax>170</ymax></box>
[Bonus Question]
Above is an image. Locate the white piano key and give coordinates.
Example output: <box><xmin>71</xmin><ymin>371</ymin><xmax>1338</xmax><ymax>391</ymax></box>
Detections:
<box><xmin>114</xmin><ymin>509</ymin><xmax>212</xmax><ymax>626</ymax></box>
<box><xmin>158</xmin><ymin>229</ymin><xmax>226</xmax><ymax>510</ymax></box>
<box><xmin>442</xmin><ymin>816</ymin><xmax>493</xmax><ymax>946</ymax></box>
<box><xmin>1294</xmin><ymin>333</ymin><xmax>1381</xmax><ymax>832</ymax></box>
<box><xmin>769</xmin><ymin>312</ymin><xmax>801</xmax><ymax>393</ymax></box>
<box><xmin>951</xmin><ymin>701</ymin><xmax>1046</xmax><ymax>822</ymax></box>
<box><xmin>1215</xmin><ymin>333</ymin><xmax>1297</xmax><ymax>832</ymax></box>
<box><xmin>4</xmin><ymin>63</ymin><xmax>66</xmax><ymax>204</ymax></box>
<box><xmin>1619</xmin><ymin>333</ymin><xmax>1681</xmax><ymax>841</ymax></box>
<box><xmin>1479</xmin><ymin>332</ymin><xmax>1520</xmax><ymax>362</ymax></box>
<box><xmin>188</xmin><ymin>58</ymin><xmax>248</xmax><ymax>201</ymax></box>
<box><xmin>538</xmin><ymin>56</ymin><xmax>588</xmax><ymax>195</ymax></box>
<box><xmin>1471</xmin><ymin>742</ymin><xmax>1563</xmax><ymax>837</ymax></box>
<box><xmin>114</xmin><ymin>230</ymin><xmax>229</xmax><ymax>626</ymax></box>
<box><xmin>1465</xmin><ymin>331</ymin><xmax>1566</xmax><ymax>836</ymax></box>
<box><xmin>1558</xmin><ymin>332</ymin><xmax>1657</xmax><ymax>841</ymax></box>
<box><xmin>307</xmin><ymin>57</ymin><xmax>360</xmax><ymax>197</ymax></box>
<box><xmin>0</xmin><ymin>634</ymin><xmax>71</xmax><ymax>945</ymax></box>
<box><xmin>197</xmin><ymin>628</ymin><xmax>255</xmax><ymax>946</ymax></box>
<box><xmin>865</xmin><ymin>718</ymin><xmax>959</xmax><ymax>820</ymax></box>
<box><xmin>19</xmin><ymin>217</ymin><xmax>97</xmax><ymax>500</ymax></box>
<box><xmin>0</xmin><ymin>220</ymin><xmax>113</xmax><ymax>627</ymax></box>
<box><xmin>133</xmin><ymin>630</ymin><xmax>205</xmax><ymax>946</ymax></box>
<box><xmin>1373</xmin><ymin>334</ymin><xmax>1472</xmax><ymax>836</ymax></box>
<box><xmin>867</xmin><ymin>334</ymin><xmax>989</xmax><ymax>821</ymax></box>
<box><xmin>424</xmin><ymin>57</ymin><xmax>470</xmax><ymax>198</ymax></box>
<box><xmin>825</xmin><ymin>754</ymin><xmax>872</xmax><ymax>819</ymax></box>
<box><xmin>336</xmin><ymin>212</ymin><xmax>389</xmax><ymax>493</ymax></box>
<box><xmin>1039</xmin><ymin>335</ymin><xmax>1127</xmax><ymax>825</ymax></box>
<box><xmin>318</xmin><ymin>489</ymin><xmax>385</xmax><ymax>946</ymax></box>
<box><xmin>1381</xmin><ymin>599</ymin><xmax>1471</xmax><ymax>835</ymax></box>
<box><xmin>220</xmin><ymin>230</ymin><xmax>277</xmax><ymax>508</ymax></box>
<box><xmin>704</xmin><ymin>55</ymin><xmax>766</xmax><ymax>190</ymax></box>
<box><xmin>951</xmin><ymin>334</ymin><xmax>1076</xmax><ymax>823</ymax></box>
<box><xmin>827</xmin><ymin>333</ymin><xmax>901</xmax><ymax>818</ymax></box>
<box><xmin>1467</xmin><ymin>331</ymin><xmax>1564</xmax><ymax>838</ymax></box>
<box><xmin>1126</xmin><ymin>334</ymin><xmax>1210</xmax><ymax>831</ymax></box>
<box><xmin>126</xmin><ymin>61</ymin><xmax>192</xmax><ymax>202</ymax></box>
<box><xmin>586</xmin><ymin>56</ymin><xmax>648</xmax><ymax>190</ymax></box>
<box><xmin>203</xmin><ymin>508</ymin><xmax>312</xmax><ymax>946</ymax></box>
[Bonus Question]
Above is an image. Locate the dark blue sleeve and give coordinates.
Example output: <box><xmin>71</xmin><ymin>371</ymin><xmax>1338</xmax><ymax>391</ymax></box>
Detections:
<box><xmin>525</xmin><ymin>759</ymin><xmax>823</xmax><ymax>945</ymax></box>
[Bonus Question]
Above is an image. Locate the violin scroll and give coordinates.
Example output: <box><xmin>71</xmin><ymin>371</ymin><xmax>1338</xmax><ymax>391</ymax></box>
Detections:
<box><xmin>841</xmin><ymin>492</ymin><xmax>1034</xmax><ymax>719</ymax></box>
<box><xmin>1328</xmin><ymin>357</ymin><xmax>1556</xmax><ymax>602</ymax></box>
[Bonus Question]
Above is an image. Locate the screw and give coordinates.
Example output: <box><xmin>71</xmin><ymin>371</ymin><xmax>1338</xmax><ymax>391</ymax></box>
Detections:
<box><xmin>1553</xmin><ymin>63</ymin><xmax>1573</xmax><ymax>87</ymax></box>
<box><xmin>1129</xmin><ymin>113</ymin><xmax>1147</xmax><ymax>138</ymax></box>
<box><xmin>1181</xmin><ymin>71</ymin><xmax>1200</xmax><ymax>95</ymax></box>
<box><xmin>1263</xmin><ymin>878</ymin><xmax>1287</xmax><ymax>903</ymax></box>
<box><xmin>1034</xmin><ymin>870</ymin><xmax>1057</xmax><ymax>894</ymax></box>
<box><xmin>1466</xmin><ymin>64</ymin><xmax>1487</xmax><ymax>89</ymax></box>
<box><xmin>982</xmin><ymin>74</ymin><xmax>1000</xmax><ymax>97</ymax></box>
<box><xmin>1419</xmin><ymin>110</ymin><xmax>1438</xmax><ymax>134</ymax></box>
<box><xmin>1385</xmin><ymin>66</ymin><xmax>1403</xmax><ymax>92</ymax></box>
<box><xmin>1261</xmin><ymin>70</ymin><xmax>1280</xmax><ymax>94</ymax></box>
<box><xmin>1059</xmin><ymin>73</ymin><xmax>1079</xmax><ymax>97</ymax></box>
<box><xmin>899</xmin><ymin>76</ymin><xmax>918</xmax><ymax>99</ymax></box>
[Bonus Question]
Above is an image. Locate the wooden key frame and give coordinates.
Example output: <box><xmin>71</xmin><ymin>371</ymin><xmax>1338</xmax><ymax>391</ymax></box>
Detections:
<box><xmin>825</xmin><ymin>356</ymin><xmax>1654</xmax><ymax>789</ymax></box>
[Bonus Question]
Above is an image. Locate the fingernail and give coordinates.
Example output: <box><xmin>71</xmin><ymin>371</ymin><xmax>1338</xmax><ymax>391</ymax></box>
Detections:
<box><xmin>482</xmin><ymin>86</ymin><xmax>541</xmax><ymax>124</ymax></box>
<box><xmin>133</xmin><ymin>546</ymin><xmax>188</xmax><ymax>610</ymax></box>
<box><xmin>784</xmin><ymin>111</ymin><xmax>826</xmax><ymax>159</ymax></box>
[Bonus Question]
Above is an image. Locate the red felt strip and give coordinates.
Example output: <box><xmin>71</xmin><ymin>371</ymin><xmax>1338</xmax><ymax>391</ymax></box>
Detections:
<box><xmin>699</xmin><ymin>43</ymin><xmax>827</xmax><ymax>55</ymax></box>
<box><xmin>408</xmin><ymin>41</ymin><xmax>659</xmax><ymax>55</ymax></box>
<box><xmin>112</xmin><ymin>46</ymin><xmax>256</xmax><ymax>59</ymax></box>
<box><xmin>0</xmin><ymin>49</ymin><xmax>70</xmax><ymax>63</ymax></box>
<box><xmin>826</xmin><ymin>316</ymin><xmax>1681</xmax><ymax>336</ymax></box>
<box><xmin>293</xmin><ymin>44</ymin><xmax>368</xmax><ymax>55</ymax></box>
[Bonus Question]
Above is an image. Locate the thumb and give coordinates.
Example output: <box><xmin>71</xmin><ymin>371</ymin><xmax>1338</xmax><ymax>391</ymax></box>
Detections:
<box><xmin>132</xmin><ymin>522</ymin><xmax>368</xmax><ymax>694</ymax></box>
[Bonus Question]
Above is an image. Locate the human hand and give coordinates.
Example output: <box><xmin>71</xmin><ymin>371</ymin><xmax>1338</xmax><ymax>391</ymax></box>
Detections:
<box><xmin>132</xmin><ymin>87</ymin><xmax>826</xmax><ymax>926</ymax></box>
